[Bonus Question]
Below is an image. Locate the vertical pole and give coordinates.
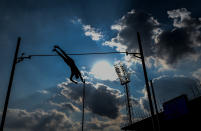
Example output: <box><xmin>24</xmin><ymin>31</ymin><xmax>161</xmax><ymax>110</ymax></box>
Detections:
<box><xmin>137</xmin><ymin>32</ymin><xmax>156</xmax><ymax>131</ymax></box>
<box><xmin>0</xmin><ymin>37</ymin><xmax>21</xmax><ymax>131</ymax></box>
<box><xmin>150</xmin><ymin>80</ymin><xmax>159</xmax><ymax>114</ymax></box>
<box><xmin>125</xmin><ymin>84</ymin><xmax>132</xmax><ymax>125</ymax></box>
<box><xmin>81</xmin><ymin>81</ymin><xmax>86</xmax><ymax>131</ymax></box>
<box><xmin>150</xmin><ymin>80</ymin><xmax>160</xmax><ymax>131</ymax></box>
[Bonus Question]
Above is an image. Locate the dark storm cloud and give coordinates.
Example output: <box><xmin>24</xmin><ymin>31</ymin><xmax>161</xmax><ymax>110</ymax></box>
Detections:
<box><xmin>2</xmin><ymin>109</ymin><xmax>78</xmax><ymax>131</ymax></box>
<box><xmin>156</xmin><ymin>8</ymin><xmax>201</xmax><ymax>64</ymax></box>
<box><xmin>104</xmin><ymin>8</ymin><xmax>201</xmax><ymax>66</ymax></box>
<box><xmin>153</xmin><ymin>75</ymin><xmax>200</xmax><ymax>100</ymax></box>
<box><xmin>139</xmin><ymin>75</ymin><xmax>200</xmax><ymax>112</ymax></box>
<box><xmin>59</xmin><ymin>80</ymin><xmax>124</xmax><ymax>119</ymax></box>
<box><xmin>103</xmin><ymin>10</ymin><xmax>160</xmax><ymax>56</ymax></box>
<box><xmin>156</xmin><ymin>29</ymin><xmax>195</xmax><ymax>64</ymax></box>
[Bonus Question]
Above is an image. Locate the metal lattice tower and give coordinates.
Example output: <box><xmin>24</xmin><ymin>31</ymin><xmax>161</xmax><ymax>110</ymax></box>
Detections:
<box><xmin>115</xmin><ymin>63</ymin><xmax>133</xmax><ymax>125</ymax></box>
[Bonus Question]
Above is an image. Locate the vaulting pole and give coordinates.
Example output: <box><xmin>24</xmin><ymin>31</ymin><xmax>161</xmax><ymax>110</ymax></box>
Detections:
<box><xmin>137</xmin><ymin>32</ymin><xmax>156</xmax><ymax>131</ymax></box>
<box><xmin>81</xmin><ymin>81</ymin><xmax>86</xmax><ymax>131</ymax></box>
<box><xmin>0</xmin><ymin>37</ymin><xmax>21</xmax><ymax>131</ymax></box>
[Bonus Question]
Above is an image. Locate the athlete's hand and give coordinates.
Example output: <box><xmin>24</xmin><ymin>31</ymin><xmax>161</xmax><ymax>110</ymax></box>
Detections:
<box><xmin>54</xmin><ymin>45</ymin><xmax>60</xmax><ymax>49</ymax></box>
<box><xmin>52</xmin><ymin>48</ymin><xmax>56</xmax><ymax>52</ymax></box>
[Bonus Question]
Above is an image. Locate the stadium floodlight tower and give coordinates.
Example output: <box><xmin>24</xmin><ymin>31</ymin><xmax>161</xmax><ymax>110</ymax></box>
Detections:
<box><xmin>115</xmin><ymin>62</ymin><xmax>133</xmax><ymax>125</ymax></box>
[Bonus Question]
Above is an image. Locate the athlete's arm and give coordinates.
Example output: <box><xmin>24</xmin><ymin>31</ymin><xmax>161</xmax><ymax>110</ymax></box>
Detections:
<box><xmin>54</xmin><ymin>45</ymin><xmax>72</xmax><ymax>61</ymax></box>
<box><xmin>53</xmin><ymin>49</ymin><xmax>67</xmax><ymax>62</ymax></box>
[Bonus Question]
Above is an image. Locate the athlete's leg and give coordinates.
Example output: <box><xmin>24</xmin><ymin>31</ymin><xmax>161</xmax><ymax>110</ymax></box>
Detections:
<box><xmin>70</xmin><ymin>73</ymin><xmax>78</xmax><ymax>84</ymax></box>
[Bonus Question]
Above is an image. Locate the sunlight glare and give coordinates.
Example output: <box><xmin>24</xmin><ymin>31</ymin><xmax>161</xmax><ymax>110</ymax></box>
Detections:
<box><xmin>90</xmin><ymin>61</ymin><xmax>118</xmax><ymax>81</ymax></box>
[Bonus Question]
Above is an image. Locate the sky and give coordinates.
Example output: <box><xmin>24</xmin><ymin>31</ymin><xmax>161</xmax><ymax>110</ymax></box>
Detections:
<box><xmin>0</xmin><ymin>0</ymin><xmax>201</xmax><ymax>130</ymax></box>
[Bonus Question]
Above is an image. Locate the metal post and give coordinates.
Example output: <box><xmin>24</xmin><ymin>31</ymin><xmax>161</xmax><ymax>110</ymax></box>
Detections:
<box><xmin>0</xmin><ymin>37</ymin><xmax>21</xmax><ymax>131</ymax></box>
<box><xmin>137</xmin><ymin>32</ymin><xmax>156</xmax><ymax>131</ymax></box>
<box><xmin>125</xmin><ymin>84</ymin><xmax>132</xmax><ymax>124</ymax></box>
<box><xmin>150</xmin><ymin>80</ymin><xmax>159</xmax><ymax>114</ymax></box>
<box><xmin>81</xmin><ymin>81</ymin><xmax>86</xmax><ymax>131</ymax></box>
<box><xmin>150</xmin><ymin>80</ymin><xmax>160</xmax><ymax>131</ymax></box>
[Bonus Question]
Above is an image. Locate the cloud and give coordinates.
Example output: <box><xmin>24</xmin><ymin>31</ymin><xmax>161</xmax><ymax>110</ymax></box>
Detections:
<box><xmin>192</xmin><ymin>68</ymin><xmax>201</xmax><ymax>83</ymax></box>
<box><xmin>71</xmin><ymin>18</ymin><xmax>103</xmax><ymax>41</ymax></box>
<box><xmin>102</xmin><ymin>9</ymin><xmax>163</xmax><ymax>70</ymax></box>
<box><xmin>49</xmin><ymin>101</ymin><xmax>81</xmax><ymax>112</ymax></box>
<box><xmin>85</xmin><ymin>115</ymin><xmax>127</xmax><ymax>131</ymax></box>
<box><xmin>83</xmin><ymin>25</ymin><xmax>103</xmax><ymax>41</ymax></box>
<box><xmin>70</xmin><ymin>18</ymin><xmax>82</xmax><ymax>24</ymax></box>
<box><xmin>3</xmin><ymin>108</ymin><xmax>79</xmax><ymax>131</ymax></box>
<box><xmin>37</xmin><ymin>90</ymin><xmax>49</xmax><ymax>94</ymax></box>
<box><xmin>153</xmin><ymin>75</ymin><xmax>201</xmax><ymax>100</ymax></box>
<box><xmin>58</xmin><ymin>80</ymin><xmax>124</xmax><ymax>119</ymax></box>
<box><xmin>156</xmin><ymin>8</ymin><xmax>201</xmax><ymax>64</ymax></box>
<box><xmin>5</xmin><ymin>78</ymin><xmax>134</xmax><ymax>130</ymax></box>
<box><xmin>103</xmin><ymin>8</ymin><xmax>201</xmax><ymax>68</ymax></box>
<box><xmin>139</xmin><ymin>75</ymin><xmax>201</xmax><ymax>113</ymax></box>
<box><xmin>103</xmin><ymin>9</ymin><xmax>160</xmax><ymax>56</ymax></box>
<box><xmin>103</xmin><ymin>37</ymin><xmax>127</xmax><ymax>52</ymax></box>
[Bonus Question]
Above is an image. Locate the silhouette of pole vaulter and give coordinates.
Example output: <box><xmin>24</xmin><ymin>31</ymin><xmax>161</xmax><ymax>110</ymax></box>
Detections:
<box><xmin>53</xmin><ymin>45</ymin><xmax>84</xmax><ymax>84</ymax></box>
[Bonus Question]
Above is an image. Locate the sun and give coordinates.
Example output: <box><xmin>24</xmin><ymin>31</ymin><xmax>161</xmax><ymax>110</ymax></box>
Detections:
<box><xmin>90</xmin><ymin>60</ymin><xmax>118</xmax><ymax>81</ymax></box>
